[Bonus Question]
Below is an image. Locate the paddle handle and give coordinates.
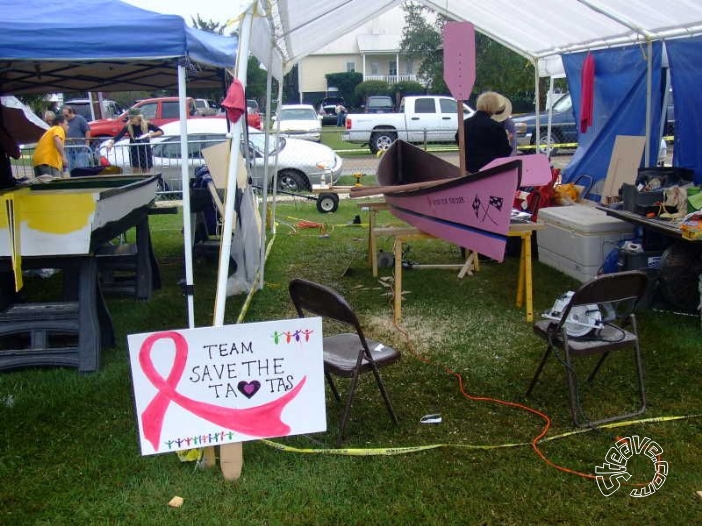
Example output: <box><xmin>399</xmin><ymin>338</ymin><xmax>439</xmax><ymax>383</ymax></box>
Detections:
<box><xmin>349</xmin><ymin>176</ymin><xmax>460</xmax><ymax>198</ymax></box>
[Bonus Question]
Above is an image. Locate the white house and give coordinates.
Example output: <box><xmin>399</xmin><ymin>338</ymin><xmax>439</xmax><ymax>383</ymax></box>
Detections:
<box><xmin>296</xmin><ymin>6</ymin><xmax>424</xmax><ymax>103</ymax></box>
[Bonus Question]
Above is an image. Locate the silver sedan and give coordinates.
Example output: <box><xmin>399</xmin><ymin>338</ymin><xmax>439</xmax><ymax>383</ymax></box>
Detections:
<box><xmin>98</xmin><ymin>119</ymin><xmax>342</xmax><ymax>193</ymax></box>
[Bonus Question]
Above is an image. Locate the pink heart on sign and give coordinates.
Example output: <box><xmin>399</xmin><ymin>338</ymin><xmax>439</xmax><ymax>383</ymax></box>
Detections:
<box><xmin>237</xmin><ymin>380</ymin><xmax>261</xmax><ymax>399</ymax></box>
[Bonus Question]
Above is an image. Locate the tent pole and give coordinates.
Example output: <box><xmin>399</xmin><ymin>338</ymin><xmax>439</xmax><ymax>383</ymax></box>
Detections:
<box><xmin>547</xmin><ymin>75</ymin><xmax>554</xmax><ymax>154</ymax></box>
<box><xmin>644</xmin><ymin>39</ymin><xmax>653</xmax><ymax>165</ymax></box>
<box><xmin>178</xmin><ymin>64</ymin><xmax>196</xmax><ymax>329</ymax></box>
<box><xmin>259</xmin><ymin>47</ymin><xmax>275</xmax><ymax>290</ymax></box>
<box><xmin>210</xmin><ymin>4</ymin><xmax>255</xmax><ymax>483</ymax></box>
<box><xmin>270</xmin><ymin>80</ymin><xmax>284</xmax><ymax>237</ymax></box>
<box><xmin>214</xmin><ymin>7</ymin><xmax>254</xmax><ymax>327</ymax></box>
<box><xmin>533</xmin><ymin>58</ymin><xmax>541</xmax><ymax>151</ymax></box>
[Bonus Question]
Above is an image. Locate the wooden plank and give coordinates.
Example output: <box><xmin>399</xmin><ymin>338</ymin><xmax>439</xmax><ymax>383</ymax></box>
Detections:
<box><xmin>600</xmin><ymin>135</ymin><xmax>646</xmax><ymax>204</ymax></box>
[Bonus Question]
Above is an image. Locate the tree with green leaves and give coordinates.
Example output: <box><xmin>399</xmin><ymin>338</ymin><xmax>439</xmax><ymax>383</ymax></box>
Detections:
<box><xmin>190</xmin><ymin>15</ymin><xmax>227</xmax><ymax>35</ymax></box>
<box><xmin>399</xmin><ymin>2</ymin><xmax>550</xmax><ymax>110</ymax></box>
<box><xmin>188</xmin><ymin>15</ymin><xmax>273</xmax><ymax>104</ymax></box>
<box><xmin>399</xmin><ymin>2</ymin><xmax>447</xmax><ymax>94</ymax></box>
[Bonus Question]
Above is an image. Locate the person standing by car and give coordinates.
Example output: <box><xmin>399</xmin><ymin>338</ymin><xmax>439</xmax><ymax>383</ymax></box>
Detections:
<box><xmin>458</xmin><ymin>91</ymin><xmax>512</xmax><ymax>173</ymax></box>
<box><xmin>43</xmin><ymin>110</ymin><xmax>56</xmax><ymax>126</ymax></box>
<box><xmin>335</xmin><ymin>103</ymin><xmax>347</xmax><ymax>127</ymax></box>
<box><xmin>32</xmin><ymin>115</ymin><xmax>69</xmax><ymax>177</ymax></box>
<box><xmin>105</xmin><ymin>108</ymin><xmax>163</xmax><ymax>174</ymax></box>
<box><xmin>62</xmin><ymin>105</ymin><xmax>92</xmax><ymax>173</ymax></box>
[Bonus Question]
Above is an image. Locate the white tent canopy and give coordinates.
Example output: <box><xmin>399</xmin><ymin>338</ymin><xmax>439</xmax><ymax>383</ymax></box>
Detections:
<box><xmin>217</xmin><ymin>0</ymin><xmax>702</xmax><ymax>322</ymax></box>
<box><xmin>246</xmin><ymin>0</ymin><xmax>702</xmax><ymax>77</ymax></box>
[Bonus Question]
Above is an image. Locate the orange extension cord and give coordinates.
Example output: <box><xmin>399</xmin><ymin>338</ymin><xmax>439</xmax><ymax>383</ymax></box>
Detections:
<box><xmin>391</xmin><ymin>320</ymin><xmax>597</xmax><ymax>481</ymax></box>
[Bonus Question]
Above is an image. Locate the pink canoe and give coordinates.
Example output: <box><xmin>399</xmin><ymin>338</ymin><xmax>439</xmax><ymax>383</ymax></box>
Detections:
<box><xmin>351</xmin><ymin>141</ymin><xmax>550</xmax><ymax>261</ymax></box>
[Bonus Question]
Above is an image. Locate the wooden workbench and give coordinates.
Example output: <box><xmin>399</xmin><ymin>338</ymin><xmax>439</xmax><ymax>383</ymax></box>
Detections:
<box><xmin>357</xmin><ymin>200</ymin><xmax>543</xmax><ymax>322</ymax></box>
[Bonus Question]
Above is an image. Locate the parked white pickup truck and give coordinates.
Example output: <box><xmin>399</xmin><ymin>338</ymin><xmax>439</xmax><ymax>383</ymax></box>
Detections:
<box><xmin>342</xmin><ymin>95</ymin><xmax>474</xmax><ymax>154</ymax></box>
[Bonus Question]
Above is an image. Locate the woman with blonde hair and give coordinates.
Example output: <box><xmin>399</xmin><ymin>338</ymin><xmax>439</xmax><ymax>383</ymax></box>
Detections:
<box><xmin>105</xmin><ymin>108</ymin><xmax>163</xmax><ymax>174</ymax></box>
<box><xmin>43</xmin><ymin>110</ymin><xmax>56</xmax><ymax>125</ymax></box>
<box><xmin>458</xmin><ymin>91</ymin><xmax>512</xmax><ymax>173</ymax></box>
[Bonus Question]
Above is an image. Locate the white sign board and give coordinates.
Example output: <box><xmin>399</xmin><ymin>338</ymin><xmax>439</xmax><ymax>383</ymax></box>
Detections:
<box><xmin>127</xmin><ymin>318</ymin><xmax>326</xmax><ymax>456</ymax></box>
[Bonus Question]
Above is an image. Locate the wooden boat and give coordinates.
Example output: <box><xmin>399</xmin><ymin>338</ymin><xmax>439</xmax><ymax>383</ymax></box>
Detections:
<box><xmin>351</xmin><ymin>140</ymin><xmax>551</xmax><ymax>261</ymax></box>
<box><xmin>0</xmin><ymin>174</ymin><xmax>158</xmax><ymax>258</ymax></box>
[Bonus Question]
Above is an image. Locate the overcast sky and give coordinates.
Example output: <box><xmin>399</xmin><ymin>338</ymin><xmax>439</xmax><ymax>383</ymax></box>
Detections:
<box><xmin>124</xmin><ymin>0</ymin><xmax>244</xmax><ymax>26</ymax></box>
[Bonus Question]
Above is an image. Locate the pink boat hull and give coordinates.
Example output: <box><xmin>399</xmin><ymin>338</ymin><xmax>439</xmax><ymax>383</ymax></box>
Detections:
<box><xmin>376</xmin><ymin>141</ymin><xmax>522</xmax><ymax>261</ymax></box>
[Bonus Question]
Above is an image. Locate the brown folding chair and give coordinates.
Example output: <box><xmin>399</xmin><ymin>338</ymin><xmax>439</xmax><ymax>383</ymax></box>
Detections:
<box><xmin>526</xmin><ymin>270</ymin><xmax>649</xmax><ymax>427</ymax></box>
<box><xmin>289</xmin><ymin>278</ymin><xmax>401</xmax><ymax>445</ymax></box>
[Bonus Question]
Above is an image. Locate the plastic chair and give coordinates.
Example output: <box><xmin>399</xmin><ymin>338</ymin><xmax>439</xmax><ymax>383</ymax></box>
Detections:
<box><xmin>289</xmin><ymin>278</ymin><xmax>401</xmax><ymax>445</ymax></box>
<box><xmin>525</xmin><ymin>270</ymin><xmax>649</xmax><ymax>427</ymax></box>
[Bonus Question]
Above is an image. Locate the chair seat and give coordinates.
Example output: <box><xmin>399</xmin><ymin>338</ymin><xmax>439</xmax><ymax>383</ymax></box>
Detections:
<box><xmin>323</xmin><ymin>333</ymin><xmax>401</xmax><ymax>376</ymax></box>
<box><xmin>533</xmin><ymin>320</ymin><xmax>637</xmax><ymax>356</ymax></box>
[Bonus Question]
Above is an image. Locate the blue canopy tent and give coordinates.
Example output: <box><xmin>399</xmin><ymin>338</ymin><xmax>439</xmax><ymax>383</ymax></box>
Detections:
<box><xmin>0</xmin><ymin>0</ymin><xmax>239</xmax><ymax>329</ymax></box>
<box><xmin>561</xmin><ymin>43</ymin><xmax>665</xmax><ymax>198</ymax></box>
<box><xmin>0</xmin><ymin>0</ymin><xmax>238</xmax><ymax>93</ymax></box>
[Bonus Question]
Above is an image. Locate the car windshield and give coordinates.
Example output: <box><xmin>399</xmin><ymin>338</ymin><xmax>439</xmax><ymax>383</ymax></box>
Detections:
<box><xmin>367</xmin><ymin>98</ymin><xmax>394</xmax><ymax>109</ymax></box>
<box><xmin>552</xmin><ymin>94</ymin><xmax>572</xmax><ymax>113</ymax></box>
<box><xmin>279</xmin><ymin>108</ymin><xmax>317</xmax><ymax>121</ymax></box>
<box><xmin>248</xmin><ymin>131</ymin><xmax>282</xmax><ymax>156</ymax></box>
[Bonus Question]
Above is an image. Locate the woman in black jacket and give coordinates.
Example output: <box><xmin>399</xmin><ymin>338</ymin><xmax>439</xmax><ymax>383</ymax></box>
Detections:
<box><xmin>459</xmin><ymin>91</ymin><xmax>512</xmax><ymax>173</ymax></box>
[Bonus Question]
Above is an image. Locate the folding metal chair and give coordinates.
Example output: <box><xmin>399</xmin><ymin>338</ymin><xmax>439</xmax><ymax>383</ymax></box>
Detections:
<box><xmin>289</xmin><ymin>278</ymin><xmax>401</xmax><ymax>445</ymax></box>
<box><xmin>526</xmin><ymin>270</ymin><xmax>649</xmax><ymax>427</ymax></box>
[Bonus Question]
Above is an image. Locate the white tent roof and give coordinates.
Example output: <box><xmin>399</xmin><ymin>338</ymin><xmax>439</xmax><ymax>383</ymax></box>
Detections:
<box><xmin>247</xmin><ymin>0</ymin><xmax>702</xmax><ymax>77</ymax></box>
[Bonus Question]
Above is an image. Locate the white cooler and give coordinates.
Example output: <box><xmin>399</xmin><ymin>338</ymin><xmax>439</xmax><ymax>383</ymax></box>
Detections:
<box><xmin>537</xmin><ymin>204</ymin><xmax>635</xmax><ymax>282</ymax></box>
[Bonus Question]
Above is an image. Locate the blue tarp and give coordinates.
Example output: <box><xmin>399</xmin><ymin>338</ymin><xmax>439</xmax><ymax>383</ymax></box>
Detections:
<box><xmin>0</xmin><ymin>0</ymin><xmax>238</xmax><ymax>93</ymax></box>
<box><xmin>561</xmin><ymin>43</ymin><xmax>665</xmax><ymax>198</ymax></box>
<box><xmin>666</xmin><ymin>37</ymin><xmax>702</xmax><ymax>184</ymax></box>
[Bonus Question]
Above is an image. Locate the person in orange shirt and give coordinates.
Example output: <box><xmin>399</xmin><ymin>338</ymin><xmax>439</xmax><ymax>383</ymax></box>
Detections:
<box><xmin>32</xmin><ymin>115</ymin><xmax>69</xmax><ymax>177</ymax></box>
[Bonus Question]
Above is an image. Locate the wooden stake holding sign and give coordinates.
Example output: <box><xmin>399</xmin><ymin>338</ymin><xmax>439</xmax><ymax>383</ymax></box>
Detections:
<box><xmin>443</xmin><ymin>22</ymin><xmax>476</xmax><ymax>176</ymax></box>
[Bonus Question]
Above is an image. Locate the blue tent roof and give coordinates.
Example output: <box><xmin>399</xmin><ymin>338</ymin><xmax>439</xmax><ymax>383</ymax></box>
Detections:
<box><xmin>0</xmin><ymin>0</ymin><xmax>238</xmax><ymax>93</ymax></box>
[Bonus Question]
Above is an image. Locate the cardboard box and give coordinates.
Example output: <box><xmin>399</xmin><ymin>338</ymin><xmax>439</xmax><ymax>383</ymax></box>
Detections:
<box><xmin>537</xmin><ymin>204</ymin><xmax>635</xmax><ymax>282</ymax></box>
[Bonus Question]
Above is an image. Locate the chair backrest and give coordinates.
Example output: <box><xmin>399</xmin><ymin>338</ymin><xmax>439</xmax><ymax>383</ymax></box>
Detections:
<box><xmin>289</xmin><ymin>278</ymin><xmax>364</xmax><ymax>334</ymax></box>
<box><xmin>562</xmin><ymin>270</ymin><xmax>649</xmax><ymax>324</ymax></box>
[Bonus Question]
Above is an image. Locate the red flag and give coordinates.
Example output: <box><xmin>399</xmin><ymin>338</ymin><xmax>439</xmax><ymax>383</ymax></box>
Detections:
<box><xmin>579</xmin><ymin>52</ymin><xmax>595</xmax><ymax>133</ymax></box>
<box><xmin>221</xmin><ymin>79</ymin><xmax>246</xmax><ymax>124</ymax></box>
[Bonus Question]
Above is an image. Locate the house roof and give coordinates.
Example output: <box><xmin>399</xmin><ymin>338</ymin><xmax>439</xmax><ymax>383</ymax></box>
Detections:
<box><xmin>357</xmin><ymin>35</ymin><xmax>403</xmax><ymax>54</ymax></box>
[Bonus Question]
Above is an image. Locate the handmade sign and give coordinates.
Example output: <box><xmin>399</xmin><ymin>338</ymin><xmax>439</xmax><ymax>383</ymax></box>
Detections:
<box><xmin>128</xmin><ymin>318</ymin><xmax>326</xmax><ymax>456</ymax></box>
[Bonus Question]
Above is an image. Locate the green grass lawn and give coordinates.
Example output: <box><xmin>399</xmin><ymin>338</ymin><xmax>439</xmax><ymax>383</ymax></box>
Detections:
<box><xmin>1</xmin><ymin>200</ymin><xmax>700</xmax><ymax>525</ymax></box>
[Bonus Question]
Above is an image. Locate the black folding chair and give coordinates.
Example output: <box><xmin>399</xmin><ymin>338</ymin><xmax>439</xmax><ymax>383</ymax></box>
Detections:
<box><xmin>289</xmin><ymin>278</ymin><xmax>401</xmax><ymax>445</ymax></box>
<box><xmin>526</xmin><ymin>270</ymin><xmax>649</xmax><ymax>427</ymax></box>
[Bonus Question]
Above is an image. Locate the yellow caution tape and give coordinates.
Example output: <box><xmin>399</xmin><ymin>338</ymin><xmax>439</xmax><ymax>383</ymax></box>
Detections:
<box><xmin>260</xmin><ymin>414</ymin><xmax>700</xmax><ymax>456</ymax></box>
<box><xmin>518</xmin><ymin>142</ymin><xmax>578</xmax><ymax>151</ymax></box>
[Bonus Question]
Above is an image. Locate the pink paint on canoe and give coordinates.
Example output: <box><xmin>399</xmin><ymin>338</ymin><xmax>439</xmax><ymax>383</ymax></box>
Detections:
<box><xmin>374</xmin><ymin>140</ymin><xmax>522</xmax><ymax>260</ymax></box>
<box><xmin>383</xmin><ymin>164</ymin><xmax>518</xmax><ymax>235</ymax></box>
<box><xmin>390</xmin><ymin>208</ymin><xmax>509</xmax><ymax>262</ymax></box>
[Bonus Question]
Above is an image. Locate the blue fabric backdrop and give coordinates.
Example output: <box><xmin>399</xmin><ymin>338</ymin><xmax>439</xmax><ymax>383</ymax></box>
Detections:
<box><xmin>561</xmin><ymin>43</ymin><xmax>664</xmax><ymax>198</ymax></box>
<box><xmin>666</xmin><ymin>37</ymin><xmax>702</xmax><ymax>184</ymax></box>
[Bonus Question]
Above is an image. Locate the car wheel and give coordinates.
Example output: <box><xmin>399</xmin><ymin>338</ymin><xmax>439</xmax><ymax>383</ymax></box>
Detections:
<box><xmin>533</xmin><ymin>130</ymin><xmax>561</xmax><ymax>156</ymax></box>
<box><xmin>316</xmin><ymin>192</ymin><xmax>339</xmax><ymax>213</ymax></box>
<box><xmin>369</xmin><ymin>130</ymin><xmax>397</xmax><ymax>155</ymax></box>
<box><xmin>276</xmin><ymin>170</ymin><xmax>309</xmax><ymax>192</ymax></box>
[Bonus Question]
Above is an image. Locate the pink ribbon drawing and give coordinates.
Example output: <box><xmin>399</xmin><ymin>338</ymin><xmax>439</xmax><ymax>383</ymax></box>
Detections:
<box><xmin>138</xmin><ymin>330</ymin><xmax>306</xmax><ymax>451</ymax></box>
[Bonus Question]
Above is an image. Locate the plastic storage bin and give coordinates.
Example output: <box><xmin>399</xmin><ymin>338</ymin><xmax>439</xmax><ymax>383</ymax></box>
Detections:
<box><xmin>537</xmin><ymin>204</ymin><xmax>635</xmax><ymax>282</ymax></box>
